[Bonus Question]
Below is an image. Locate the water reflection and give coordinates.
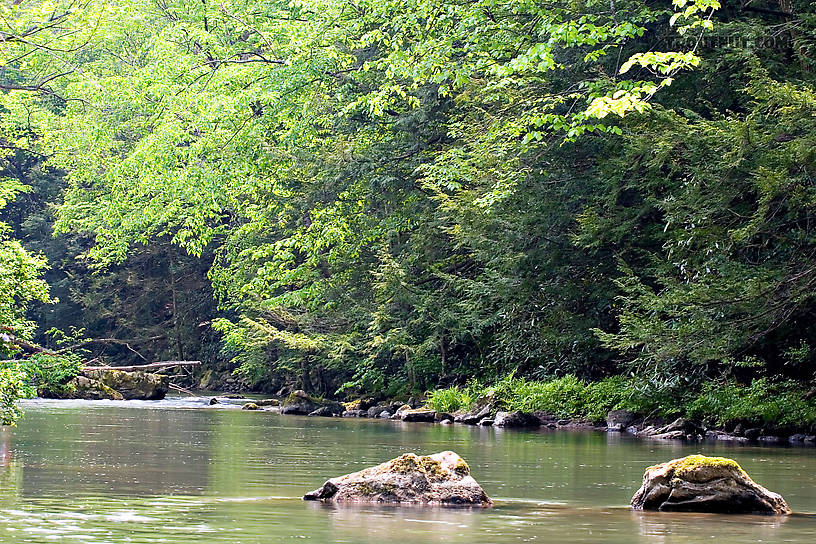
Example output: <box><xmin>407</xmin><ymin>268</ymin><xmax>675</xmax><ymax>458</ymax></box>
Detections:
<box><xmin>0</xmin><ymin>399</ymin><xmax>814</xmax><ymax>543</ymax></box>
<box><xmin>632</xmin><ymin>509</ymin><xmax>789</xmax><ymax>543</ymax></box>
<box><xmin>311</xmin><ymin>502</ymin><xmax>481</xmax><ymax>542</ymax></box>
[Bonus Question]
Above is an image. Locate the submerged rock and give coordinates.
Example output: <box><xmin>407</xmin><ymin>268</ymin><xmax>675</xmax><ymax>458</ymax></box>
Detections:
<box><xmin>303</xmin><ymin>451</ymin><xmax>492</xmax><ymax>506</ymax></box>
<box><xmin>631</xmin><ymin>455</ymin><xmax>791</xmax><ymax>515</ymax></box>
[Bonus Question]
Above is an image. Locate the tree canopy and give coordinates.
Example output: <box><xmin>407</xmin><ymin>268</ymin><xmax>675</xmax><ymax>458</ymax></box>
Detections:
<box><xmin>1</xmin><ymin>0</ymin><xmax>815</xmax><ymax>415</ymax></box>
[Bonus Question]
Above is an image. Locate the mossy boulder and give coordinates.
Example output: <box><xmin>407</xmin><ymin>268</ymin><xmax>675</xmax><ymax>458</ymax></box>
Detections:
<box><xmin>631</xmin><ymin>455</ymin><xmax>791</xmax><ymax>515</ymax></box>
<box><xmin>50</xmin><ymin>370</ymin><xmax>167</xmax><ymax>400</ymax></box>
<box><xmin>56</xmin><ymin>375</ymin><xmax>125</xmax><ymax>400</ymax></box>
<box><xmin>343</xmin><ymin>398</ymin><xmax>377</xmax><ymax>411</ymax></box>
<box><xmin>83</xmin><ymin>369</ymin><xmax>168</xmax><ymax>400</ymax></box>
<box><xmin>242</xmin><ymin>403</ymin><xmax>260</xmax><ymax>410</ymax></box>
<box><xmin>303</xmin><ymin>451</ymin><xmax>492</xmax><ymax>506</ymax></box>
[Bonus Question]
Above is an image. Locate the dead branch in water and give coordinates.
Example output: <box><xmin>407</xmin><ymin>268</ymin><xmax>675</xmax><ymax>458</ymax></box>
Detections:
<box><xmin>169</xmin><ymin>383</ymin><xmax>199</xmax><ymax>397</ymax></box>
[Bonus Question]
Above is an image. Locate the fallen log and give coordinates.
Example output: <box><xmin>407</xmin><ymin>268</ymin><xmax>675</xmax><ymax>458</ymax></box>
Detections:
<box><xmin>82</xmin><ymin>361</ymin><xmax>202</xmax><ymax>372</ymax></box>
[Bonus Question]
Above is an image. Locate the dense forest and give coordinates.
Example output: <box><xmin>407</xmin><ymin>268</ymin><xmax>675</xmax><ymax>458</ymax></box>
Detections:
<box><xmin>1</xmin><ymin>0</ymin><xmax>815</xmax><ymax>426</ymax></box>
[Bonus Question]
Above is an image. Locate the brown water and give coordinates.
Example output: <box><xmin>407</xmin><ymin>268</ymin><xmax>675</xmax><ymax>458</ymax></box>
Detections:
<box><xmin>1</xmin><ymin>397</ymin><xmax>814</xmax><ymax>543</ymax></box>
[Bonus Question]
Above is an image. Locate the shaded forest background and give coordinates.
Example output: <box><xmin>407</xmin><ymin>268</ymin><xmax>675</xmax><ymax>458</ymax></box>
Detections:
<box><xmin>1</xmin><ymin>0</ymin><xmax>815</xmax><ymax>407</ymax></box>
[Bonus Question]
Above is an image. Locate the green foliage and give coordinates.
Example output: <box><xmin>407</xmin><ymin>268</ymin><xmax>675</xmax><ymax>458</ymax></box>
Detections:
<box><xmin>428</xmin><ymin>374</ymin><xmax>816</xmax><ymax>428</ymax></box>
<box><xmin>2</xmin><ymin>0</ymin><xmax>816</xmax><ymax>431</ymax></box>
<box><xmin>687</xmin><ymin>379</ymin><xmax>816</xmax><ymax>427</ymax></box>
<box><xmin>427</xmin><ymin>375</ymin><xmax>650</xmax><ymax>422</ymax></box>
<box><xmin>0</xmin><ymin>364</ymin><xmax>26</xmax><ymax>425</ymax></box>
<box><xmin>425</xmin><ymin>382</ymin><xmax>484</xmax><ymax>414</ymax></box>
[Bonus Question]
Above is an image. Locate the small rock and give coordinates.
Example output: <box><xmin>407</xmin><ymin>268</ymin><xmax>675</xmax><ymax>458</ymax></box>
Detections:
<box><xmin>242</xmin><ymin>403</ymin><xmax>260</xmax><ymax>410</ymax></box>
<box><xmin>606</xmin><ymin>410</ymin><xmax>636</xmax><ymax>431</ymax></box>
<box><xmin>757</xmin><ymin>435</ymin><xmax>783</xmax><ymax>444</ymax></box>
<box><xmin>390</xmin><ymin>404</ymin><xmax>412</xmax><ymax>417</ymax></box>
<box><xmin>532</xmin><ymin>411</ymin><xmax>557</xmax><ymax>424</ymax></box>
<box><xmin>282</xmin><ymin>390</ymin><xmax>343</xmax><ymax>416</ymax></box>
<box><xmin>636</xmin><ymin>425</ymin><xmax>659</xmax><ymax>437</ymax></box>
<box><xmin>733</xmin><ymin>423</ymin><xmax>745</xmax><ymax>436</ymax></box>
<box><xmin>256</xmin><ymin>398</ymin><xmax>279</xmax><ymax>407</ymax></box>
<box><xmin>367</xmin><ymin>405</ymin><xmax>392</xmax><ymax>418</ymax></box>
<box><xmin>788</xmin><ymin>434</ymin><xmax>808</xmax><ymax>443</ymax></box>
<box><xmin>435</xmin><ymin>412</ymin><xmax>453</xmax><ymax>422</ymax></box>
<box><xmin>308</xmin><ymin>406</ymin><xmax>337</xmax><ymax>417</ymax></box>
<box><xmin>453</xmin><ymin>393</ymin><xmax>495</xmax><ymax>424</ymax></box>
<box><xmin>440</xmin><ymin>419</ymin><xmax>453</xmax><ymax>425</ymax></box>
<box><xmin>343</xmin><ymin>398</ymin><xmax>377</xmax><ymax>411</ymax></box>
<box><xmin>706</xmin><ymin>430</ymin><xmax>748</xmax><ymax>443</ymax></box>
<box><xmin>378</xmin><ymin>410</ymin><xmax>393</xmax><ymax>419</ymax></box>
<box><xmin>493</xmin><ymin>411</ymin><xmax>540</xmax><ymax>428</ymax></box>
<box><xmin>208</xmin><ymin>397</ymin><xmax>220</xmax><ymax>405</ymax></box>
<box><xmin>649</xmin><ymin>430</ymin><xmax>686</xmax><ymax>440</ymax></box>
<box><xmin>477</xmin><ymin>418</ymin><xmax>494</xmax><ymax>426</ymax></box>
<box><xmin>631</xmin><ymin>454</ymin><xmax>791</xmax><ymax>515</ymax></box>
<box><xmin>557</xmin><ymin>419</ymin><xmax>570</xmax><ymax>426</ymax></box>
<box><xmin>804</xmin><ymin>435</ymin><xmax>816</xmax><ymax>444</ymax></box>
<box><xmin>744</xmin><ymin>428</ymin><xmax>762</xmax><ymax>440</ymax></box>
<box><xmin>401</xmin><ymin>409</ymin><xmax>437</xmax><ymax>423</ymax></box>
<box><xmin>342</xmin><ymin>410</ymin><xmax>366</xmax><ymax>418</ymax></box>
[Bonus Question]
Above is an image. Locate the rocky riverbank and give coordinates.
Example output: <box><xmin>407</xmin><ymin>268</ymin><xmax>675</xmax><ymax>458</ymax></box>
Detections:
<box><xmin>225</xmin><ymin>389</ymin><xmax>816</xmax><ymax>447</ymax></box>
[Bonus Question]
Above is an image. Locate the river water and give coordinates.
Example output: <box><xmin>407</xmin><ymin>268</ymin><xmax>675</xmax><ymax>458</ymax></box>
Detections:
<box><xmin>1</xmin><ymin>397</ymin><xmax>814</xmax><ymax>543</ymax></box>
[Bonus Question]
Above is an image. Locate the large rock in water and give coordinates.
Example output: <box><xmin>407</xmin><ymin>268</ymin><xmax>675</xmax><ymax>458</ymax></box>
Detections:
<box><xmin>50</xmin><ymin>370</ymin><xmax>167</xmax><ymax>400</ymax></box>
<box><xmin>631</xmin><ymin>455</ymin><xmax>791</xmax><ymax>515</ymax></box>
<box><xmin>83</xmin><ymin>369</ymin><xmax>169</xmax><ymax>400</ymax></box>
<box><xmin>303</xmin><ymin>451</ymin><xmax>493</xmax><ymax>506</ymax></box>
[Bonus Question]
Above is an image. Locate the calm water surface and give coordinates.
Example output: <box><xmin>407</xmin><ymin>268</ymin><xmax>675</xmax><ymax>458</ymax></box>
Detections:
<box><xmin>1</xmin><ymin>397</ymin><xmax>815</xmax><ymax>543</ymax></box>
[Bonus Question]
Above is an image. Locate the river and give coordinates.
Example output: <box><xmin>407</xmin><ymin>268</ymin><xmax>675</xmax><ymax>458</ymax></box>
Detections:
<box><xmin>0</xmin><ymin>397</ymin><xmax>814</xmax><ymax>543</ymax></box>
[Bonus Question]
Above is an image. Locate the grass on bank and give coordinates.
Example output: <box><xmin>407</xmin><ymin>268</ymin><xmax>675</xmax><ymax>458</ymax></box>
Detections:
<box><xmin>425</xmin><ymin>375</ymin><xmax>816</xmax><ymax>429</ymax></box>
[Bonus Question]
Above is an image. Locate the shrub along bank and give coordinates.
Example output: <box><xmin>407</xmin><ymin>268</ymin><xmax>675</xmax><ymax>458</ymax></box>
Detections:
<box><xmin>425</xmin><ymin>376</ymin><xmax>816</xmax><ymax>432</ymax></box>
